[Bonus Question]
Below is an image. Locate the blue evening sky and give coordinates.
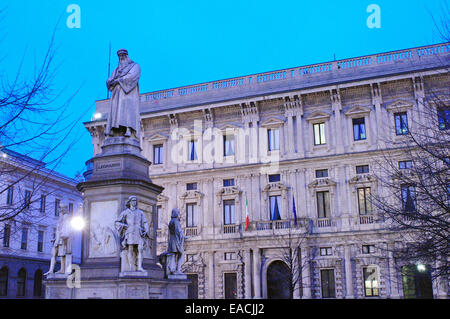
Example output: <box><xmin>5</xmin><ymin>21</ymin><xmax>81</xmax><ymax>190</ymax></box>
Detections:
<box><xmin>0</xmin><ymin>0</ymin><xmax>446</xmax><ymax>177</ymax></box>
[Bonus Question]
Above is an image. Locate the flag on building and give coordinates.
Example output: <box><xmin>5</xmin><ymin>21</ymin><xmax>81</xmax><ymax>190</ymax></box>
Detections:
<box><xmin>293</xmin><ymin>195</ymin><xmax>298</xmax><ymax>226</ymax></box>
<box><xmin>245</xmin><ymin>195</ymin><xmax>250</xmax><ymax>230</ymax></box>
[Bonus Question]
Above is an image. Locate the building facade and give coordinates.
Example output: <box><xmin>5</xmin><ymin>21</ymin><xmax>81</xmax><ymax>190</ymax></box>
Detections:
<box><xmin>85</xmin><ymin>43</ymin><xmax>450</xmax><ymax>299</ymax></box>
<box><xmin>0</xmin><ymin>149</ymin><xmax>82</xmax><ymax>299</ymax></box>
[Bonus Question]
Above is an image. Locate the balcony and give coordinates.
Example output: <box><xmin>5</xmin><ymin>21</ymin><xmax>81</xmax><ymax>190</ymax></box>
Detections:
<box><xmin>316</xmin><ymin>218</ymin><xmax>331</xmax><ymax>228</ymax></box>
<box><xmin>359</xmin><ymin>214</ymin><xmax>375</xmax><ymax>224</ymax></box>
<box><xmin>255</xmin><ymin>218</ymin><xmax>306</xmax><ymax>231</ymax></box>
<box><xmin>184</xmin><ymin>226</ymin><xmax>199</xmax><ymax>237</ymax></box>
<box><xmin>223</xmin><ymin>224</ymin><xmax>240</xmax><ymax>234</ymax></box>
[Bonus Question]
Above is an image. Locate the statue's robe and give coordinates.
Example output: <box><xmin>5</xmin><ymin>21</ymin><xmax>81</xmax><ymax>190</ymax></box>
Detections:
<box><xmin>106</xmin><ymin>61</ymin><xmax>141</xmax><ymax>137</ymax></box>
<box><xmin>168</xmin><ymin>217</ymin><xmax>184</xmax><ymax>254</ymax></box>
<box><xmin>116</xmin><ymin>208</ymin><xmax>149</xmax><ymax>247</ymax></box>
<box><xmin>55</xmin><ymin>214</ymin><xmax>72</xmax><ymax>257</ymax></box>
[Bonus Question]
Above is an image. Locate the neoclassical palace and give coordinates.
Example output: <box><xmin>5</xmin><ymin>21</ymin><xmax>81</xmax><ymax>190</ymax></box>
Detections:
<box><xmin>85</xmin><ymin>43</ymin><xmax>449</xmax><ymax>299</ymax></box>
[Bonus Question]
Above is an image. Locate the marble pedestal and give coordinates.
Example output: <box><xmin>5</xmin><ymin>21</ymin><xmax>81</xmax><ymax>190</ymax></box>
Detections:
<box><xmin>45</xmin><ymin>136</ymin><xmax>189</xmax><ymax>299</ymax></box>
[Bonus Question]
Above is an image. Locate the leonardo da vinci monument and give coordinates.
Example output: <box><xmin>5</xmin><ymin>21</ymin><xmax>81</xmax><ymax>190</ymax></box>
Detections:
<box><xmin>44</xmin><ymin>49</ymin><xmax>189</xmax><ymax>299</ymax></box>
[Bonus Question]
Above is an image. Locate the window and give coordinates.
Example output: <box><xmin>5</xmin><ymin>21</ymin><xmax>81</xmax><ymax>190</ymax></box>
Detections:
<box><xmin>3</xmin><ymin>224</ymin><xmax>10</xmax><ymax>248</ymax></box>
<box><xmin>268</xmin><ymin>128</ymin><xmax>280</xmax><ymax>151</ymax></box>
<box><xmin>401</xmin><ymin>184</ymin><xmax>416</xmax><ymax>213</ymax></box>
<box><xmin>188</xmin><ymin>140</ymin><xmax>198</xmax><ymax>161</ymax></box>
<box><xmin>224</xmin><ymin>252</ymin><xmax>236</xmax><ymax>260</ymax></box>
<box><xmin>156</xmin><ymin>205</ymin><xmax>162</xmax><ymax>229</ymax></box>
<box><xmin>40</xmin><ymin>195</ymin><xmax>46</xmax><ymax>214</ymax></box>
<box><xmin>356</xmin><ymin>165</ymin><xmax>369</xmax><ymax>174</ymax></box>
<box><xmin>320</xmin><ymin>269</ymin><xmax>336</xmax><ymax>298</ymax></box>
<box><xmin>224</xmin><ymin>273</ymin><xmax>237</xmax><ymax>299</ymax></box>
<box><xmin>320</xmin><ymin>247</ymin><xmax>332</xmax><ymax>256</ymax></box>
<box><xmin>363</xmin><ymin>267</ymin><xmax>379</xmax><ymax>297</ymax></box>
<box><xmin>394</xmin><ymin>112</ymin><xmax>408</xmax><ymax>135</ymax></box>
<box><xmin>186</xmin><ymin>254</ymin><xmax>197</xmax><ymax>262</ymax></box>
<box><xmin>37</xmin><ymin>230</ymin><xmax>44</xmax><ymax>252</ymax></box>
<box><xmin>24</xmin><ymin>190</ymin><xmax>31</xmax><ymax>209</ymax></box>
<box><xmin>401</xmin><ymin>265</ymin><xmax>433</xmax><ymax>299</ymax></box>
<box><xmin>315</xmin><ymin>169</ymin><xmax>328</xmax><ymax>178</ymax></box>
<box><xmin>437</xmin><ymin>107</ymin><xmax>450</xmax><ymax>130</ymax></box>
<box><xmin>69</xmin><ymin>202</ymin><xmax>74</xmax><ymax>213</ymax></box>
<box><xmin>399</xmin><ymin>160</ymin><xmax>412</xmax><ymax>169</ymax></box>
<box><xmin>153</xmin><ymin>144</ymin><xmax>163</xmax><ymax>165</ymax></box>
<box><xmin>353</xmin><ymin>117</ymin><xmax>367</xmax><ymax>141</ymax></box>
<box><xmin>6</xmin><ymin>186</ymin><xmax>13</xmax><ymax>205</ymax></box>
<box><xmin>362</xmin><ymin>245</ymin><xmax>376</xmax><ymax>254</ymax></box>
<box><xmin>268</xmin><ymin>174</ymin><xmax>280</xmax><ymax>183</ymax></box>
<box><xmin>358</xmin><ymin>187</ymin><xmax>372</xmax><ymax>215</ymax></box>
<box><xmin>186</xmin><ymin>183</ymin><xmax>197</xmax><ymax>191</ymax></box>
<box><xmin>54</xmin><ymin>199</ymin><xmax>60</xmax><ymax>216</ymax></box>
<box><xmin>0</xmin><ymin>267</ymin><xmax>8</xmax><ymax>296</ymax></box>
<box><xmin>269</xmin><ymin>195</ymin><xmax>281</xmax><ymax>220</ymax></box>
<box><xmin>223</xmin><ymin>179</ymin><xmax>235</xmax><ymax>187</ymax></box>
<box><xmin>16</xmin><ymin>268</ymin><xmax>26</xmax><ymax>297</ymax></box>
<box><xmin>186</xmin><ymin>203</ymin><xmax>197</xmax><ymax>227</ymax></box>
<box><xmin>33</xmin><ymin>270</ymin><xmax>43</xmax><ymax>298</ymax></box>
<box><xmin>223</xmin><ymin>135</ymin><xmax>235</xmax><ymax>156</ymax></box>
<box><xmin>313</xmin><ymin>123</ymin><xmax>326</xmax><ymax>145</ymax></box>
<box><xmin>223</xmin><ymin>200</ymin><xmax>235</xmax><ymax>225</ymax></box>
<box><xmin>316</xmin><ymin>191</ymin><xmax>330</xmax><ymax>218</ymax></box>
<box><xmin>21</xmin><ymin>227</ymin><xmax>28</xmax><ymax>250</ymax></box>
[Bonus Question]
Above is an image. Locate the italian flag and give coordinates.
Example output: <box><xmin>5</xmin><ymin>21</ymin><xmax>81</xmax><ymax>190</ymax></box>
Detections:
<box><xmin>245</xmin><ymin>195</ymin><xmax>249</xmax><ymax>230</ymax></box>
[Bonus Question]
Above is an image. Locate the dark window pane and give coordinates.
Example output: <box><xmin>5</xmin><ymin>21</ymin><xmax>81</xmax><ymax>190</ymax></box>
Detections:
<box><xmin>315</xmin><ymin>169</ymin><xmax>328</xmax><ymax>178</ymax></box>
<box><xmin>224</xmin><ymin>273</ymin><xmax>237</xmax><ymax>299</ymax></box>
<box><xmin>269</xmin><ymin>174</ymin><xmax>280</xmax><ymax>183</ymax></box>
<box><xmin>356</xmin><ymin>165</ymin><xmax>369</xmax><ymax>174</ymax></box>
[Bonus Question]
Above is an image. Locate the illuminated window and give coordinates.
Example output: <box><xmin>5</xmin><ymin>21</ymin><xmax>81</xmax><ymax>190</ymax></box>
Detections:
<box><xmin>363</xmin><ymin>267</ymin><xmax>379</xmax><ymax>297</ymax></box>
<box><xmin>313</xmin><ymin>123</ymin><xmax>326</xmax><ymax>145</ymax></box>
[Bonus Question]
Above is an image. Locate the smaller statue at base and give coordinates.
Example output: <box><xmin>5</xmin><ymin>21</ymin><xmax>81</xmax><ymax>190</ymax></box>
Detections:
<box><xmin>115</xmin><ymin>196</ymin><xmax>150</xmax><ymax>273</ymax></box>
<box><xmin>159</xmin><ymin>208</ymin><xmax>188</xmax><ymax>278</ymax></box>
<box><xmin>44</xmin><ymin>205</ymin><xmax>73</xmax><ymax>277</ymax></box>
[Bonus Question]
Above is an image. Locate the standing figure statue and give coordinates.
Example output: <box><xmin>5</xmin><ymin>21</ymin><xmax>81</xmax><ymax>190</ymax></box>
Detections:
<box><xmin>115</xmin><ymin>196</ymin><xmax>150</xmax><ymax>272</ymax></box>
<box><xmin>44</xmin><ymin>205</ymin><xmax>73</xmax><ymax>276</ymax></box>
<box><xmin>166</xmin><ymin>208</ymin><xmax>188</xmax><ymax>276</ymax></box>
<box><xmin>106</xmin><ymin>49</ymin><xmax>141</xmax><ymax>138</ymax></box>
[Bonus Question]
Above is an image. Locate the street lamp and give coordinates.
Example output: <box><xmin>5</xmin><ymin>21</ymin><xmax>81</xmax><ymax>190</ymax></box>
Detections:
<box><xmin>71</xmin><ymin>215</ymin><xmax>86</xmax><ymax>231</ymax></box>
<box><xmin>416</xmin><ymin>263</ymin><xmax>426</xmax><ymax>272</ymax></box>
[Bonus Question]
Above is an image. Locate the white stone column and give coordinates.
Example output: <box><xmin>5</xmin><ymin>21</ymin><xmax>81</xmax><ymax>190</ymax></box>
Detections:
<box><xmin>301</xmin><ymin>247</ymin><xmax>311</xmax><ymax>298</ymax></box>
<box><xmin>287</xmin><ymin>115</ymin><xmax>294</xmax><ymax>157</ymax></box>
<box><xmin>253</xmin><ymin>248</ymin><xmax>261</xmax><ymax>299</ymax></box>
<box><xmin>244</xmin><ymin>249</ymin><xmax>252</xmax><ymax>299</ymax></box>
<box><xmin>388</xmin><ymin>242</ymin><xmax>400</xmax><ymax>298</ymax></box>
<box><xmin>344</xmin><ymin>245</ymin><xmax>354</xmax><ymax>298</ymax></box>
<box><xmin>296</xmin><ymin>114</ymin><xmax>305</xmax><ymax>157</ymax></box>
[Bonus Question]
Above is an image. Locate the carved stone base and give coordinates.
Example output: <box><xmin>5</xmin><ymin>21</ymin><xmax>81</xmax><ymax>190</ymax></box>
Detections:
<box><xmin>119</xmin><ymin>270</ymin><xmax>149</xmax><ymax>278</ymax></box>
<box><xmin>167</xmin><ymin>273</ymin><xmax>187</xmax><ymax>280</ymax></box>
<box><xmin>45</xmin><ymin>273</ymin><xmax>69</xmax><ymax>279</ymax></box>
<box><xmin>45</xmin><ymin>276</ymin><xmax>189</xmax><ymax>299</ymax></box>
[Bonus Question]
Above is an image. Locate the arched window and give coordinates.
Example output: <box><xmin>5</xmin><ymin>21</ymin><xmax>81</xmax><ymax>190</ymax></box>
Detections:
<box><xmin>33</xmin><ymin>269</ymin><xmax>43</xmax><ymax>297</ymax></box>
<box><xmin>16</xmin><ymin>268</ymin><xmax>26</xmax><ymax>297</ymax></box>
<box><xmin>0</xmin><ymin>267</ymin><xmax>8</xmax><ymax>296</ymax></box>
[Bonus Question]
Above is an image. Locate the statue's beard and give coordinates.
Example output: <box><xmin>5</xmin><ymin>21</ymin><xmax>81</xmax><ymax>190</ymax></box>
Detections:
<box><xmin>118</xmin><ymin>57</ymin><xmax>132</xmax><ymax>70</ymax></box>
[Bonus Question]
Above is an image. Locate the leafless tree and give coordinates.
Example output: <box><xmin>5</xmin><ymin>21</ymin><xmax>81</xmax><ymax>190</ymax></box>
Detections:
<box><xmin>267</xmin><ymin>219</ymin><xmax>310</xmax><ymax>299</ymax></box>
<box><xmin>371</xmin><ymin>74</ymin><xmax>449</xmax><ymax>282</ymax></box>
<box><xmin>0</xmin><ymin>8</ymin><xmax>89</xmax><ymax>239</ymax></box>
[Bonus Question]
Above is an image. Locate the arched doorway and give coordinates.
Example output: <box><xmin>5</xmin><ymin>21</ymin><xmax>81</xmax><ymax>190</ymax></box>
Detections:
<box><xmin>266</xmin><ymin>260</ymin><xmax>291</xmax><ymax>299</ymax></box>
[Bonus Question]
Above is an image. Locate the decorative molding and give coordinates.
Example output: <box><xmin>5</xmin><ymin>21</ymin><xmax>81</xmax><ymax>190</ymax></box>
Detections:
<box><xmin>343</xmin><ymin>105</ymin><xmax>372</xmax><ymax>117</ymax></box>
<box><xmin>384</xmin><ymin>99</ymin><xmax>414</xmax><ymax>112</ymax></box>
<box><xmin>305</xmin><ymin>111</ymin><xmax>331</xmax><ymax>122</ymax></box>
<box><xmin>308</xmin><ymin>177</ymin><xmax>337</xmax><ymax>189</ymax></box>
